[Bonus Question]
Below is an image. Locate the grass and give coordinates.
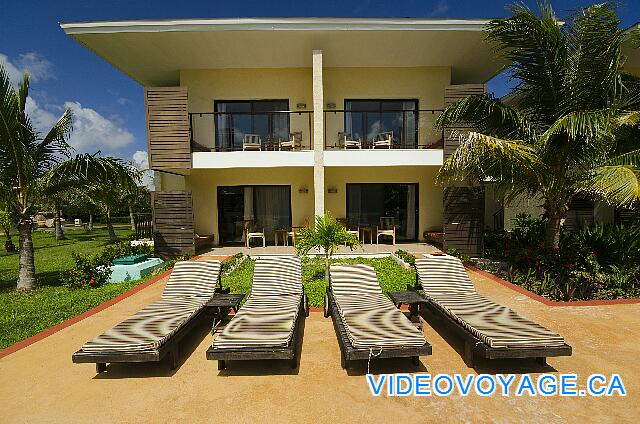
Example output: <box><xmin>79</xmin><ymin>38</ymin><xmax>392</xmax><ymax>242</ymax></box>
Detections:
<box><xmin>0</xmin><ymin>227</ymin><xmax>133</xmax><ymax>290</ymax></box>
<box><xmin>0</xmin><ymin>226</ymin><xmax>148</xmax><ymax>350</ymax></box>
<box><xmin>221</xmin><ymin>256</ymin><xmax>416</xmax><ymax>307</ymax></box>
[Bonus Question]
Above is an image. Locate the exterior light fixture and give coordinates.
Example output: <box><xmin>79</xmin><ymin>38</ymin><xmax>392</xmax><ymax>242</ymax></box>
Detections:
<box><xmin>296</xmin><ymin>102</ymin><xmax>307</xmax><ymax>109</ymax></box>
<box><xmin>326</xmin><ymin>102</ymin><xmax>336</xmax><ymax>109</ymax></box>
<box><xmin>298</xmin><ymin>186</ymin><xmax>309</xmax><ymax>194</ymax></box>
<box><xmin>327</xmin><ymin>186</ymin><xmax>338</xmax><ymax>194</ymax></box>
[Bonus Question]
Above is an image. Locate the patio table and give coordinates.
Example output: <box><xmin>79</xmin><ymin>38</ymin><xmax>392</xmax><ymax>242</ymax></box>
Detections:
<box><xmin>359</xmin><ymin>226</ymin><xmax>373</xmax><ymax>244</ymax></box>
<box><xmin>274</xmin><ymin>229</ymin><xmax>289</xmax><ymax>246</ymax></box>
<box><xmin>388</xmin><ymin>290</ymin><xmax>427</xmax><ymax>326</ymax></box>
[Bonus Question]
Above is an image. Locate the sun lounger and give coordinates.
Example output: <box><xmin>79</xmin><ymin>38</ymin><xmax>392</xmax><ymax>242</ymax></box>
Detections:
<box><xmin>325</xmin><ymin>264</ymin><xmax>431</xmax><ymax>369</ymax></box>
<box><xmin>414</xmin><ymin>254</ymin><xmax>572</xmax><ymax>367</ymax></box>
<box><xmin>72</xmin><ymin>260</ymin><xmax>224</xmax><ymax>373</ymax></box>
<box><xmin>206</xmin><ymin>256</ymin><xmax>308</xmax><ymax>370</ymax></box>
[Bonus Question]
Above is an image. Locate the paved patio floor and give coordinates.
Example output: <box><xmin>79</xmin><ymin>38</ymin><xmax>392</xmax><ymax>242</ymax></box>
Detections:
<box><xmin>1</xmin><ymin>269</ymin><xmax>638</xmax><ymax>423</ymax></box>
<box><xmin>201</xmin><ymin>241</ymin><xmax>441</xmax><ymax>256</ymax></box>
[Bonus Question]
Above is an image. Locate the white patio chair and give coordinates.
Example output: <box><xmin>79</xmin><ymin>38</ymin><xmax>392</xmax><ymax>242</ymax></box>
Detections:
<box><xmin>279</xmin><ymin>131</ymin><xmax>302</xmax><ymax>151</ymax></box>
<box><xmin>338</xmin><ymin>132</ymin><xmax>361</xmax><ymax>149</ymax></box>
<box><xmin>376</xmin><ymin>216</ymin><xmax>396</xmax><ymax>245</ymax></box>
<box><xmin>244</xmin><ymin>221</ymin><xmax>266</xmax><ymax>248</ymax></box>
<box><xmin>373</xmin><ymin>132</ymin><xmax>393</xmax><ymax>149</ymax></box>
<box><xmin>243</xmin><ymin>134</ymin><xmax>262</xmax><ymax>151</ymax></box>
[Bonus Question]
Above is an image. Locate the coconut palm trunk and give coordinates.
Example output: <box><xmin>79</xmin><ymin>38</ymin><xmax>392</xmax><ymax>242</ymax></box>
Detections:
<box><xmin>54</xmin><ymin>205</ymin><xmax>65</xmax><ymax>240</ymax></box>
<box><xmin>129</xmin><ymin>205</ymin><xmax>136</xmax><ymax>232</ymax></box>
<box><xmin>88</xmin><ymin>211</ymin><xmax>94</xmax><ymax>231</ymax></box>
<box><xmin>17</xmin><ymin>215</ymin><xmax>36</xmax><ymax>290</ymax></box>
<box><xmin>105</xmin><ymin>208</ymin><xmax>117</xmax><ymax>242</ymax></box>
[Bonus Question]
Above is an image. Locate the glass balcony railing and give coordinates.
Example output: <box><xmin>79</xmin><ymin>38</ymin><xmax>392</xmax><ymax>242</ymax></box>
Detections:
<box><xmin>189</xmin><ymin>110</ymin><xmax>314</xmax><ymax>152</ymax></box>
<box><xmin>323</xmin><ymin>109</ymin><xmax>443</xmax><ymax>150</ymax></box>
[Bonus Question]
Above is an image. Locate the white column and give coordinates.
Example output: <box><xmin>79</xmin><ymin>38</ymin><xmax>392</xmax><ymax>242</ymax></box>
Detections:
<box><xmin>312</xmin><ymin>49</ymin><xmax>325</xmax><ymax>218</ymax></box>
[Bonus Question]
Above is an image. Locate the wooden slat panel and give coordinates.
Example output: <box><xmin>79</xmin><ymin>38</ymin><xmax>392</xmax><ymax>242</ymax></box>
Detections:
<box><xmin>152</xmin><ymin>191</ymin><xmax>195</xmax><ymax>259</ymax></box>
<box><xmin>145</xmin><ymin>87</ymin><xmax>191</xmax><ymax>170</ymax></box>
<box><xmin>443</xmin><ymin>84</ymin><xmax>485</xmax><ymax>162</ymax></box>
<box><xmin>443</xmin><ymin>186</ymin><xmax>484</xmax><ymax>257</ymax></box>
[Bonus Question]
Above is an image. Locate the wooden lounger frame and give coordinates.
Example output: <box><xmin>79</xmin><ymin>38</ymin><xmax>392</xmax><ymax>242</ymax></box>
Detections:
<box><xmin>413</xmin><ymin>274</ymin><xmax>572</xmax><ymax>367</ymax></box>
<box><xmin>72</xmin><ymin>274</ymin><xmax>229</xmax><ymax>373</ymax></box>
<box><xmin>324</xmin><ymin>287</ymin><xmax>432</xmax><ymax>369</ymax></box>
<box><xmin>206</xmin><ymin>294</ymin><xmax>309</xmax><ymax>370</ymax></box>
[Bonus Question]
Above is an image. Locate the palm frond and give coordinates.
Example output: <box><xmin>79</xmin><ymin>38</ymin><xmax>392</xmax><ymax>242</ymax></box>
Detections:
<box><xmin>578</xmin><ymin>164</ymin><xmax>640</xmax><ymax>205</ymax></box>
<box><xmin>435</xmin><ymin>93</ymin><xmax>533</xmax><ymax>139</ymax></box>
<box><xmin>437</xmin><ymin>132</ymin><xmax>542</xmax><ymax>188</ymax></box>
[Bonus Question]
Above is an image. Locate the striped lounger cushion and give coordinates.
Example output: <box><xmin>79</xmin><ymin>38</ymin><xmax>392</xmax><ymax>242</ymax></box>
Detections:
<box><xmin>415</xmin><ymin>255</ymin><xmax>565</xmax><ymax>348</ymax></box>
<box><xmin>162</xmin><ymin>260</ymin><xmax>222</xmax><ymax>299</ymax></box>
<box><xmin>213</xmin><ymin>256</ymin><xmax>303</xmax><ymax>349</ymax></box>
<box><xmin>80</xmin><ymin>297</ymin><xmax>206</xmax><ymax>353</ymax></box>
<box><xmin>80</xmin><ymin>259</ymin><xmax>221</xmax><ymax>353</ymax></box>
<box><xmin>329</xmin><ymin>264</ymin><xmax>426</xmax><ymax>350</ymax></box>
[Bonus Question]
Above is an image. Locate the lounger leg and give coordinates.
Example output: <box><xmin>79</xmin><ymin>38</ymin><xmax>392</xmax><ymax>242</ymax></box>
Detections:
<box><xmin>290</xmin><ymin>356</ymin><xmax>298</xmax><ymax>369</ymax></box>
<box><xmin>536</xmin><ymin>357</ymin><xmax>547</xmax><ymax>366</ymax></box>
<box><xmin>463</xmin><ymin>342</ymin><xmax>475</xmax><ymax>367</ymax></box>
<box><xmin>95</xmin><ymin>363</ymin><xmax>107</xmax><ymax>373</ymax></box>
<box><xmin>411</xmin><ymin>356</ymin><xmax>420</xmax><ymax>366</ymax></box>
<box><xmin>218</xmin><ymin>360</ymin><xmax>226</xmax><ymax>370</ymax></box>
<box><xmin>341</xmin><ymin>354</ymin><xmax>348</xmax><ymax>369</ymax></box>
<box><xmin>170</xmin><ymin>346</ymin><xmax>180</xmax><ymax>370</ymax></box>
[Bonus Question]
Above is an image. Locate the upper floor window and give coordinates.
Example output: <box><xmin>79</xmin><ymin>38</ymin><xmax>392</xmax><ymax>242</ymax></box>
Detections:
<box><xmin>344</xmin><ymin>99</ymin><xmax>418</xmax><ymax>148</ymax></box>
<box><xmin>215</xmin><ymin>100</ymin><xmax>289</xmax><ymax>151</ymax></box>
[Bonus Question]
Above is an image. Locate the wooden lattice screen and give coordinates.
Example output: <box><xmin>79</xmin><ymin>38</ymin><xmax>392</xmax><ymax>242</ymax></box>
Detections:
<box><xmin>145</xmin><ymin>87</ymin><xmax>191</xmax><ymax>170</ymax></box>
<box><xmin>152</xmin><ymin>191</ymin><xmax>195</xmax><ymax>258</ymax></box>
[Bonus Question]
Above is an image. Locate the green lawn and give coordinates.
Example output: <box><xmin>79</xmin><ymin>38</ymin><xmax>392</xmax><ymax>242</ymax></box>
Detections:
<box><xmin>0</xmin><ymin>227</ymin><xmax>149</xmax><ymax>350</ymax></box>
<box><xmin>222</xmin><ymin>256</ymin><xmax>415</xmax><ymax>307</ymax></box>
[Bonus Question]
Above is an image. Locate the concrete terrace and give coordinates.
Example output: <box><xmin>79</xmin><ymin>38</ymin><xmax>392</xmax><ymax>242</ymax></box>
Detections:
<box><xmin>200</xmin><ymin>241</ymin><xmax>441</xmax><ymax>257</ymax></box>
<box><xmin>1</xmin><ymin>264</ymin><xmax>638</xmax><ymax>423</ymax></box>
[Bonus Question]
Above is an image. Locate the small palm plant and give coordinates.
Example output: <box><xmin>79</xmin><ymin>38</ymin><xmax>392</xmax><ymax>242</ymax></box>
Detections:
<box><xmin>295</xmin><ymin>212</ymin><xmax>361</xmax><ymax>277</ymax></box>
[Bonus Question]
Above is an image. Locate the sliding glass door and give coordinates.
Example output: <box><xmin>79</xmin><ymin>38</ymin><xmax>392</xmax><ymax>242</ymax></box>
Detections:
<box><xmin>217</xmin><ymin>185</ymin><xmax>291</xmax><ymax>244</ymax></box>
<box><xmin>346</xmin><ymin>183</ymin><xmax>418</xmax><ymax>241</ymax></box>
<box><xmin>344</xmin><ymin>99</ymin><xmax>418</xmax><ymax>148</ymax></box>
<box><xmin>215</xmin><ymin>100</ymin><xmax>289</xmax><ymax>150</ymax></box>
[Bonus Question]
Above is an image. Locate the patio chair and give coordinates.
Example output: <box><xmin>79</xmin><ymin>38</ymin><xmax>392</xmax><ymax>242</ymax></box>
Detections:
<box><xmin>279</xmin><ymin>131</ymin><xmax>302</xmax><ymax>151</ymax></box>
<box><xmin>376</xmin><ymin>216</ymin><xmax>396</xmax><ymax>245</ymax></box>
<box><xmin>325</xmin><ymin>264</ymin><xmax>432</xmax><ymax>370</ymax></box>
<box><xmin>207</xmin><ymin>256</ymin><xmax>309</xmax><ymax>370</ymax></box>
<box><xmin>373</xmin><ymin>131</ymin><xmax>393</xmax><ymax>149</ymax></box>
<box><xmin>243</xmin><ymin>134</ymin><xmax>262</xmax><ymax>151</ymax></box>
<box><xmin>338</xmin><ymin>131</ymin><xmax>361</xmax><ymax>149</ymax></box>
<box><xmin>72</xmin><ymin>260</ymin><xmax>227</xmax><ymax>373</ymax></box>
<box><xmin>244</xmin><ymin>221</ymin><xmax>265</xmax><ymax>248</ymax></box>
<box><xmin>414</xmin><ymin>254</ymin><xmax>572</xmax><ymax>367</ymax></box>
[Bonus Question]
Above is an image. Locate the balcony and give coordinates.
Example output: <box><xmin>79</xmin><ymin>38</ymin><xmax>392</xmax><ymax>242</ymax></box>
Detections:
<box><xmin>189</xmin><ymin>110</ymin><xmax>314</xmax><ymax>152</ymax></box>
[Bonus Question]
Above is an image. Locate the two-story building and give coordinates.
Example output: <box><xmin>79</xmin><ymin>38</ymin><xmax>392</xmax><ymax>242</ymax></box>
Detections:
<box><xmin>62</xmin><ymin>17</ymin><xmax>506</xmax><ymax>256</ymax></box>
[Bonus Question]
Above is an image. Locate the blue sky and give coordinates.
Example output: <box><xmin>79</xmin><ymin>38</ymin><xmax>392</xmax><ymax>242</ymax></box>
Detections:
<box><xmin>1</xmin><ymin>0</ymin><xmax>639</xmax><ymax>170</ymax></box>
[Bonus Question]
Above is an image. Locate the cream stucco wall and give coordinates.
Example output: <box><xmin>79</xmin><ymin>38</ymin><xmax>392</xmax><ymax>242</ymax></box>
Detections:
<box><xmin>323</xmin><ymin>67</ymin><xmax>451</xmax><ymax>147</ymax></box>
<box><xmin>324</xmin><ymin>166</ymin><xmax>442</xmax><ymax>240</ymax></box>
<box><xmin>180</xmin><ymin>68</ymin><xmax>314</xmax><ymax>150</ymax></box>
<box><xmin>185</xmin><ymin>167</ymin><xmax>315</xmax><ymax>244</ymax></box>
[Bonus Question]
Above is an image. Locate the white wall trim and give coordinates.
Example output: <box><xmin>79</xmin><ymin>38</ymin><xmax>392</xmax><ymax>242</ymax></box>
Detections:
<box><xmin>192</xmin><ymin>151</ymin><xmax>314</xmax><ymax>169</ymax></box>
<box><xmin>324</xmin><ymin>149</ymin><xmax>443</xmax><ymax>167</ymax></box>
<box><xmin>61</xmin><ymin>18</ymin><xmax>490</xmax><ymax>34</ymax></box>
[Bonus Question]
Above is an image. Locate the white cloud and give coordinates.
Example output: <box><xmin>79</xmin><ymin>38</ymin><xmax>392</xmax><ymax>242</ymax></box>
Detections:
<box><xmin>24</xmin><ymin>97</ymin><xmax>135</xmax><ymax>154</ymax></box>
<box><xmin>132</xmin><ymin>150</ymin><xmax>154</xmax><ymax>189</ymax></box>
<box><xmin>428</xmin><ymin>0</ymin><xmax>449</xmax><ymax>17</ymax></box>
<box><xmin>64</xmin><ymin>101</ymin><xmax>135</xmax><ymax>153</ymax></box>
<box><xmin>116</xmin><ymin>97</ymin><xmax>131</xmax><ymax>105</ymax></box>
<box><xmin>0</xmin><ymin>52</ymin><xmax>53</xmax><ymax>86</ymax></box>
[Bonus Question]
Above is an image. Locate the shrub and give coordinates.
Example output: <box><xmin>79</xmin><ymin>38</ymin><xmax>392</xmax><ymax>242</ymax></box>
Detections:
<box><xmin>446</xmin><ymin>248</ymin><xmax>472</xmax><ymax>264</ymax></box>
<box><xmin>66</xmin><ymin>252</ymin><xmax>112</xmax><ymax>288</ymax></box>
<box><xmin>97</xmin><ymin>241</ymin><xmax>154</xmax><ymax>265</ymax></box>
<box><xmin>395</xmin><ymin>249</ymin><xmax>415</xmax><ymax>265</ymax></box>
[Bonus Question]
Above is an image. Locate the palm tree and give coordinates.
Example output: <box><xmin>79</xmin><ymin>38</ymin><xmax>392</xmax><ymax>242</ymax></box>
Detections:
<box><xmin>83</xmin><ymin>166</ymin><xmax>140</xmax><ymax>242</ymax></box>
<box><xmin>0</xmin><ymin>66</ymin><xmax>137</xmax><ymax>290</ymax></box>
<box><xmin>295</xmin><ymin>212</ymin><xmax>360</xmax><ymax>277</ymax></box>
<box><xmin>435</xmin><ymin>2</ymin><xmax>640</xmax><ymax>251</ymax></box>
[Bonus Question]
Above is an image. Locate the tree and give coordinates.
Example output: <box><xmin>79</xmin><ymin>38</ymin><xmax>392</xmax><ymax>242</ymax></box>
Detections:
<box><xmin>435</xmin><ymin>2</ymin><xmax>640</xmax><ymax>250</ymax></box>
<box><xmin>0</xmin><ymin>66</ymin><xmax>136</xmax><ymax>290</ymax></box>
<box><xmin>84</xmin><ymin>166</ymin><xmax>141</xmax><ymax>242</ymax></box>
<box><xmin>295</xmin><ymin>212</ymin><xmax>360</xmax><ymax>277</ymax></box>
<box><xmin>0</xmin><ymin>206</ymin><xmax>15</xmax><ymax>253</ymax></box>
